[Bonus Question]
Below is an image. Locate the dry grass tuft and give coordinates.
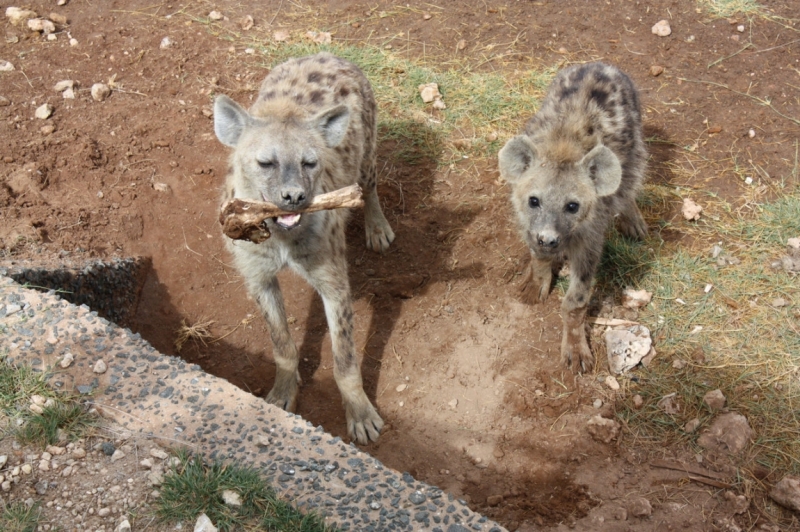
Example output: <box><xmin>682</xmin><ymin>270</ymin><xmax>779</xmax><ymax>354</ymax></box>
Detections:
<box><xmin>174</xmin><ymin>319</ymin><xmax>215</xmax><ymax>353</ymax></box>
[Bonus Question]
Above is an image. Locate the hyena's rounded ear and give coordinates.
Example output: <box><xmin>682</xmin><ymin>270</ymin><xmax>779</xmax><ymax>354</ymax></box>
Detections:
<box><xmin>313</xmin><ymin>104</ymin><xmax>350</xmax><ymax>148</ymax></box>
<box><xmin>581</xmin><ymin>144</ymin><xmax>622</xmax><ymax>197</ymax></box>
<box><xmin>214</xmin><ymin>95</ymin><xmax>249</xmax><ymax>147</ymax></box>
<box><xmin>498</xmin><ymin>135</ymin><xmax>537</xmax><ymax>182</ymax></box>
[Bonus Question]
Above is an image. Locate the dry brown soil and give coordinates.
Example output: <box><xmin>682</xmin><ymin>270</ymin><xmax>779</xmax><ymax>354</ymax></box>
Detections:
<box><xmin>2</xmin><ymin>0</ymin><xmax>799</xmax><ymax>530</ymax></box>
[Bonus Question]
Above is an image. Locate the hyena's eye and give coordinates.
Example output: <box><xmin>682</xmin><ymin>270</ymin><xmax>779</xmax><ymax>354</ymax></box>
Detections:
<box><xmin>257</xmin><ymin>159</ymin><xmax>276</xmax><ymax>169</ymax></box>
<box><xmin>565</xmin><ymin>202</ymin><xmax>580</xmax><ymax>214</ymax></box>
<box><xmin>528</xmin><ymin>196</ymin><xmax>540</xmax><ymax>208</ymax></box>
<box><xmin>302</xmin><ymin>160</ymin><xmax>318</xmax><ymax>169</ymax></box>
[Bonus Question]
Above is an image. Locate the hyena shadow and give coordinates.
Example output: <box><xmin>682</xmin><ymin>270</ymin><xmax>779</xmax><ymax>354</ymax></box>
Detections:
<box><xmin>590</xmin><ymin>123</ymin><xmax>679</xmax><ymax>303</ymax></box>
<box><xmin>296</xmin><ymin>118</ymin><xmax>484</xmax><ymax>404</ymax></box>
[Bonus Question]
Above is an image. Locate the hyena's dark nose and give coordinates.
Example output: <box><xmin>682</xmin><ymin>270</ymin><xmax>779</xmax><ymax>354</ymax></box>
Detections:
<box><xmin>280</xmin><ymin>187</ymin><xmax>307</xmax><ymax>207</ymax></box>
<box><xmin>537</xmin><ymin>234</ymin><xmax>560</xmax><ymax>248</ymax></box>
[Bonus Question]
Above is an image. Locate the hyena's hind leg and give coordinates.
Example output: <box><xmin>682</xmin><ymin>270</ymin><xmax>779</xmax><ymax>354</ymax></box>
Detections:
<box><xmin>617</xmin><ymin>197</ymin><xmax>648</xmax><ymax>240</ymax></box>
<box><xmin>360</xmin><ymin>158</ymin><xmax>395</xmax><ymax>253</ymax></box>
<box><xmin>255</xmin><ymin>278</ymin><xmax>301</xmax><ymax>412</ymax></box>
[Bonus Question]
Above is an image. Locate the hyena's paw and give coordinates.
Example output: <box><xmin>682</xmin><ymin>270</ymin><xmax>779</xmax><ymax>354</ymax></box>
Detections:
<box><xmin>365</xmin><ymin>216</ymin><xmax>395</xmax><ymax>253</ymax></box>
<box><xmin>345</xmin><ymin>392</ymin><xmax>384</xmax><ymax>445</ymax></box>
<box><xmin>520</xmin><ymin>263</ymin><xmax>552</xmax><ymax>305</ymax></box>
<box><xmin>265</xmin><ymin>368</ymin><xmax>300</xmax><ymax>412</ymax></box>
<box><xmin>561</xmin><ymin>333</ymin><xmax>595</xmax><ymax>374</ymax></box>
<box><xmin>618</xmin><ymin>208</ymin><xmax>648</xmax><ymax>240</ymax></box>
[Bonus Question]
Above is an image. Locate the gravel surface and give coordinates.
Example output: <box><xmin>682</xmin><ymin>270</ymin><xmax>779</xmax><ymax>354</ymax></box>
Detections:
<box><xmin>0</xmin><ymin>274</ymin><xmax>506</xmax><ymax>532</ymax></box>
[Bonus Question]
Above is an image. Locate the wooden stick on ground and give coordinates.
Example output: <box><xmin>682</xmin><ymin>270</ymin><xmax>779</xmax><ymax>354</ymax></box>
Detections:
<box><xmin>219</xmin><ymin>184</ymin><xmax>364</xmax><ymax>243</ymax></box>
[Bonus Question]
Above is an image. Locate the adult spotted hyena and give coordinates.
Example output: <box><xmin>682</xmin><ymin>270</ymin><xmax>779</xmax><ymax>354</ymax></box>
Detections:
<box><xmin>213</xmin><ymin>53</ymin><xmax>395</xmax><ymax>444</ymax></box>
<box><xmin>498</xmin><ymin>62</ymin><xmax>647</xmax><ymax>373</ymax></box>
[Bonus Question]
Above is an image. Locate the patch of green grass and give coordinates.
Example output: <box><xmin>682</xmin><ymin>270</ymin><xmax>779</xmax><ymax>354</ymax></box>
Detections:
<box><xmin>156</xmin><ymin>451</ymin><xmax>335</xmax><ymax>532</ymax></box>
<box><xmin>0</xmin><ymin>360</ymin><xmax>54</xmax><ymax>416</ymax></box>
<box><xmin>618</xmin><ymin>194</ymin><xmax>800</xmax><ymax>487</ymax></box>
<box><xmin>15</xmin><ymin>402</ymin><xmax>97</xmax><ymax>447</ymax></box>
<box><xmin>0</xmin><ymin>502</ymin><xmax>41</xmax><ymax>532</ymax></box>
<box><xmin>699</xmin><ymin>0</ymin><xmax>766</xmax><ymax>18</ymax></box>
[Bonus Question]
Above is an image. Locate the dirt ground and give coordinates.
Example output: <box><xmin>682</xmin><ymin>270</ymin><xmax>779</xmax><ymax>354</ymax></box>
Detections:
<box><xmin>2</xmin><ymin>0</ymin><xmax>799</xmax><ymax>530</ymax></box>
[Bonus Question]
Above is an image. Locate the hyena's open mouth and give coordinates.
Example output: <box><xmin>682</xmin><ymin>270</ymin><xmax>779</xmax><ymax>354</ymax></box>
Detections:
<box><xmin>275</xmin><ymin>214</ymin><xmax>301</xmax><ymax>229</ymax></box>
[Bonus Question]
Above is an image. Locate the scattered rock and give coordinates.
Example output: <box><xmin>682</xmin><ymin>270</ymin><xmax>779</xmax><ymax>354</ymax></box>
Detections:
<box><xmin>273</xmin><ymin>29</ymin><xmax>290</xmax><ymax>42</ymax></box>
<box><xmin>62</xmin><ymin>87</ymin><xmax>75</xmax><ymax>99</ymax></box>
<box><xmin>35</xmin><ymin>103</ymin><xmax>54</xmax><ymax>119</ymax></box>
<box><xmin>0</xmin><ymin>60</ymin><xmax>15</xmax><ymax>72</ymax></box>
<box><xmin>432</xmin><ymin>99</ymin><xmax>447</xmax><ymax>110</ymax></box>
<box><xmin>672</xmin><ymin>358</ymin><xmax>687</xmax><ymax>369</ymax></box>
<box><xmin>605</xmin><ymin>324</ymin><xmax>653</xmax><ymax>374</ymax></box>
<box><xmin>737</xmin><ymin>24</ymin><xmax>745</xmax><ymax>32</ymax></box>
<box><xmin>748</xmin><ymin>128</ymin><xmax>756</xmax><ymax>138</ymax></box>
<box><xmin>49</xmin><ymin>12</ymin><xmax>68</xmax><ymax>25</ymax></box>
<box><xmin>586</xmin><ymin>415</ymin><xmax>620</xmax><ymax>443</ymax></box>
<box><xmin>149</xmin><ymin>447</ymin><xmax>169</xmax><ymax>460</ymax></box>
<box><xmin>41</xmin><ymin>124</ymin><xmax>55</xmax><ymax>135</ymax></box>
<box><xmin>651</xmin><ymin>20</ymin><xmax>672</xmax><ymax>37</ymax></box>
<box><xmin>649</xmin><ymin>65</ymin><xmax>664</xmax><ymax>77</ymax></box>
<box><xmin>604</xmin><ymin>375</ymin><xmax>620</xmax><ymax>391</ymax></box>
<box><xmin>418</xmin><ymin>83</ymin><xmax>442</xmax><ymax>103</ymax></box>
<box><xmin>684</xmin><ymin>418</ymin><xmax>701</xmax><ymax>433</ymax></box>
<box><xmin>0</xmin><ymin>95</ymin><xmax>10</xmax><ymax>106</ymax></box>
<box><xmin>771</xmin><ymin>298</ymin><xmax>788</xmax><ymax>308</ymax></box>
<box><xmin>194</xmin><ymin>513</ymin><xmax>218</xmax><ymax>532</ymax></box>
<box><xmin>5</xmin><ymin>7</ymin><xmax>38</xmax><ymax>26</ymax></box>
<box><xmin>28</xmin><ymin>18</ymin><xmax>56</xmax><ymax>34</ymax></box>
<box><xmin>110</xmin><ymin>449</ymin><xmax>126</xmax><ymax>462</ymax></box>
<box><xmin>222</xmin><ymin>489</ymin><xmax>242</xmax><ymax>506</ymax></box>
<box><xmin>34</xmin><ymin>480</ymin><xmax>49</xmax><ymax>495</ymax></box>
<box><xmin>395</xmin><ymin>383</ymin><xmax>407</xmax><ymax>392</ymax></box>
<box><xmin>240</xmin><ymin>15</ymin><xmax>254</xmax><ymax>31</ymax></box>
<box><xmin>593</xmin><ymin>398</ymin><xmax>603</xmax><ymax>408</ymax></box>
<box><xmin>627</xmin><ymin>496</ymin><xmax>653</xmax><ymax>517</ymax></box>
<box><xmin>486</xmin><ymin>495</ymin><xmax>503</xmax><ymax>506</ymax></box>
<box><xmin>682</xmin><ymin>198</ymin><xmax>703</xmax><ymax>221</ymax></box>
<box><xmin>53</xmin><ymin>80</ymin><xmax>75</xmax><ymax>92</ymax></box>
<box><xmin>159</xmin><ymin>36</ymin><xmax>173</xmax><ymax>49</ymax></box>
<box><xmin>423</xmin><ymin>12</ymin><xmax>432</xmax><ymax>20</ymax></box>
<box><xmin>306</xmin><ymin>31</ymin><xmax>331</xmax><ymax>44</ymax></box>
<box><xmin>93</xmin><ymin>359</ymin><xmax>107</xmax><ymax>374</ymax></box>
<box><xmin>448</xmin><ymin>398</ymin><xmax>458</xmax><ymax>409</ymax></box>
<box><xmin>101</xmin><ymin>442</ymin><xmax>116</xmax><ymax>456</ymax></box>
<box><xmin>208</xmin><ymin>10</ymin><xmax>223</xmax><ymax>21</ymax></box>
<box><xmin>697</xmin><ymin>413</ymin><xmax>752</xmax><ymax>455</ymax></box>
<box><xmin>769</xmin><ymin>476</ymin><xmax>800</xmax><ymax>513</ymax></box>
<box><xmin>153</xmin><ymin>182</ymin><xmax>171</xmax><ymax>193</ymax></box>
<box><xmin>115</xmin><ymin>519</ymin><xmax>132</xmax><ymax>532</ymax></box>
<box><xmin>724</xmin><ymin>491</ymin><xmax>749</xmax><ymax>514</ymax></box>
<box><xmin>60</xmin><ymin>352</ymin><xmax>74</xmax><ymax>368</ymax></box>
<box><xmin>657</xmin><ymin>392</ymin><xmax>681</xmax><ymax>415</ymax></box>
<box><xmin>632</xmin><ymin>394</ymin><xmax>643</xmax><ymax>408</ymax></box>
<box><xmin>622</xmin><ymin>288</ymin><xmax>652</xmax><ymax>309</ymax></box>
<box><xmin>91</xmin><ymin>83</ymin><xmax>111</xmax><ymax>102</ymax></box>
<box><xmin>788</xmin><ymin>237</ymin><xmax>800</xmax><ymax>249</ymax></box>
<box><xmin>703</xmin><ymin>389</ymin><xmax>726</xmax><ymax>411</ymax></box>
<box><xmin>457</xmin><ymin>39</ymin><xmax>467</xmax><ymax>50</ymax></box>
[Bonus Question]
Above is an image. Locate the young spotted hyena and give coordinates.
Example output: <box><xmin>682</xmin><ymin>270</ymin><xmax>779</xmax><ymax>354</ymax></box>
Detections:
<box><xmin>213</xmin><ymin>53</ymin><xmax>395</xmax><ymax>444</ymax></box>
<box><xmin>498</xmin><ymin>62</ymin><xmax>647</xmax><ymax>373</ymax></box>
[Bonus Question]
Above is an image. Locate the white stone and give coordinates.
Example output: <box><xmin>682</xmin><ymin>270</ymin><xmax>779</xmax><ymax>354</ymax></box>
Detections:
<box><xmin>98</xmin><ymin>507</ymin><xmax>111</xmax><ymax>517</ymax></box>
<box><xmin>222</xmin><ymin>489</ymin><xmax>241</xmax><ymax>506</ymax></box>
<box><xmin>35</xmin><ymin>103</ymin><xmax>54</xmax><ymax>119</ymax></box>
<box><xmin>586</xmin><ymin>415</ymin><xmax>620</xmax><ymax>443</ymax></box>
<box><xmin>72</xmin><ymin>447</ymin><xmax>86</xmax><ymax>458</ymax></box>
<box><xmin>38</xmin><ymin>459</ymin><xmax>50</xmax><ymax>471</ymax></box>
<box><xmin>31</xmin><ymin>394</ymin><xmax>46</xmax><ymax>406</ymax></box>
<box><xmin>0</xmin><ymin>456</ymin><xmax>6</xmax><ymax>468</ymax></box>
<box><xmin>432</xmin><ymin>99</ymin><xmax>447</xmax><ymax>110</ymax></box>
<box><xmin>116</xmin><ymin>519</ymin><xmax>132</xmax><ymax>532</ymax></box>
<box><xmin>395</xmin><ymin>383</ymin><xmax>407</xmax><ymax>392</ymax></box>
<box><xmin>194</xmin><ymin>513</ymin><xmax>218</xmax><ymax>532</ymax></box>
<box><xmin>69</xmin><ymin>38</ymin><xmax>78</xmax><ymax>46</ymax></box>
<box><xmin>770</xmin><ymin>476</ymin><xmax>800</xmax><ymax>513</ymax></box>
<box><xmin>6</xmin><ymin>7</ymin><xmax>38</xmax><ymax>26</ymax></box>
<box><xmin>605</xmin><ymin>325</ymin><xmax>653</xmax><ymax>374</ymax></box>
<box><xmin>448</xmin><ymin>399</ymin><xmax>458</xmax><ymax>409</ymax></box>
<box><xmin>150</xmin><ymin>448</ymin><xmax>169</xmax><ymax>460</ymax></box>
<box><xmin>682</xmin><ymin>197</ymin><xmax>702</xmax><ymax>220</ymax></box>
<box><xmin>787</xmin><ymin>237</ymin><xmax>800</xmax><ymax>249</ymax></box>
<box><xmin>622</xmin><ymin>288</ymin><xmax>652</xmax><ymax>309</ymax></box>
<box><xmin>91</xmin><ymin>83</ymin><xmax>111</xmax><ymax>102</ymax></box>
<box><xmin>21</xmin><ymin>463</ymin><xmax>32</xmax><ymax>475</ymax></box>
<box><xmin>697</xmin><ymin>413</ymin><xmax>752</xmax><ymax>455</ymax></box>
<box><xmin>62</xmin><ymin>87</ymin><xmax>75</xmax><ymax>99</ymax></box>
<box><xmin>0</xmin><ymin>60</ymin><xmax>14</xmax><ymax>72</ymax></box>
<box><xmin>209</xmin><ymin>10</ymin><xmax>223</xmax><ymax>20</ymax></box>
<box><xmin>93</xmin><ymin>359</ymin><xmax>107</xmax><ymax>374</ymax></box>
<box><xmin>273</xmin><ymin>30</ymin><xmax>290</xmax><ymax>42</ymax></box>
<box><xmin>651</xmin><ymin>20</ymin><xmax>671</xmax><ymax>37</ymax></box>
<box><xmin>54</xmin><ymin>80</ymin><xmax>75</xmax><ymax>92</ymax></box>
<box><xmin>140</xmin><ymin>458</ymin><xmax>153</xmax><ymax>469</ymax></box>
<box><xmin>240</xmin><ymin>15</ymin><xmax>254</xmax><ymax>31</ymax></box>
<box><xmin>604</xmin><ymin>375</ymin><xmax>620</xmax><ymax>391</ymax></box>
<box><xmin>418</xmin><ymin>83</ymin><xmax>442</xmax><ymax>103</ymax></box>
<box><xmin>29</xmin><ymin>403</ymin><xmax>44</xmax><ymax>414</ymax></box>
<box><xmin>27</xmin><ymin>18</ymin><xmax>56</xmax><ymax>34</ymax></box>
<box><xmin>60</xmin><ymin>352</ymin><xmax>75</xmax><ymax>368</ymax></box>
<box><xmin>160</xmin><ymin>37</ymin><xmax>173</xmax><ymax>49</ymax></box>
<box><xmin>110</xmin><ymin>449</ymin><xmax>126</xmax><ymax>462</ymax></box>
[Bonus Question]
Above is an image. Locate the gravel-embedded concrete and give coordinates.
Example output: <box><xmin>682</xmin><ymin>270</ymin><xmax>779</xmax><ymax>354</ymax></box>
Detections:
<box><xmin>0</xmin><ymin>275</ymin><xmax>507</xmax><ymax>532</ymax></box>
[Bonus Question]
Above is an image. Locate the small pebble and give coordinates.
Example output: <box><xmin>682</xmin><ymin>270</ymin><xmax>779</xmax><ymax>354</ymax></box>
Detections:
<box><xmin>35</xmin><ymin>103</ymin><xmax>54</xmax><ymax>119</ymax></box>
<box><xmin>651</xmin><ymin>20</ymin><xmax>671</xmax><ymax>37</ymax></box>
<box><xmin>395</xmin><ymin>383</ymin><xmax>407</xmax><ymax>392</ymax></box>
<box><xmin>91</xmin><ymin>83</ymin><xmax>111</xmax><ymax>102</ymax></box>
<box><xmin>93</xmin><ymin>359</ymin><xmax>107</xmax><ymax>374</ymax></box>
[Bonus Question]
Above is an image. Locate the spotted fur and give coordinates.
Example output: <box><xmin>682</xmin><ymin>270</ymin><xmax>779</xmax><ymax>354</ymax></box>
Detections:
<box><xmin>498</xmin><ymin>62</ymin><xmax>648</xmax><ymax>373</ymax></box>
<box><xmin>214</xmin><ymin>53</ymin><xmax>394</xmax><ymax>444</ymax></box>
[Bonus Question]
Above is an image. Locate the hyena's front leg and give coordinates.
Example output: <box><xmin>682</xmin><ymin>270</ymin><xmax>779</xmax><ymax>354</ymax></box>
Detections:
<box><xmin>255</xmin><ymin>278</ymin><xmax>301</xmax><ymax>411</ymax></box>
<box><xmin>520</xmin><ymin>253</ymin><xmax>554</xmax><ymax>304</ymax></box>
<box><xmin>361</xmin><ymin>161</ymin><xmax>395</xmax><ymax>253</ymax></box>
<box><xmin>560</xmin><ymin>247</ymin><xmax>601</xmax><ymax>373</ymax></box>
<box><xmin>310</xmin><ymin>261</ymin><xmax>383</xmax><ymax>444</ymax></box>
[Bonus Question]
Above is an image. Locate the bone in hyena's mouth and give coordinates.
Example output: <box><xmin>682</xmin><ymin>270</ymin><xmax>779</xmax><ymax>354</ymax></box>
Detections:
<box><xmin>260</xmin><ymin>191</ymin><xmax>302</xmax><ymax>229</ymax></box>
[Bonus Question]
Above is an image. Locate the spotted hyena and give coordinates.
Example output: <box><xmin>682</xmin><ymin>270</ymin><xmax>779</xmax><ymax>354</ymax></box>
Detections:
<box><xmin>498</xmin><ymin>62</ymin><xmax>647</xmax><ymax>373</ymax></box>
<box><xmin>213</xmin><ymin>53</ymin><xmax>395</xmax><ymax>444</ymax></box>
